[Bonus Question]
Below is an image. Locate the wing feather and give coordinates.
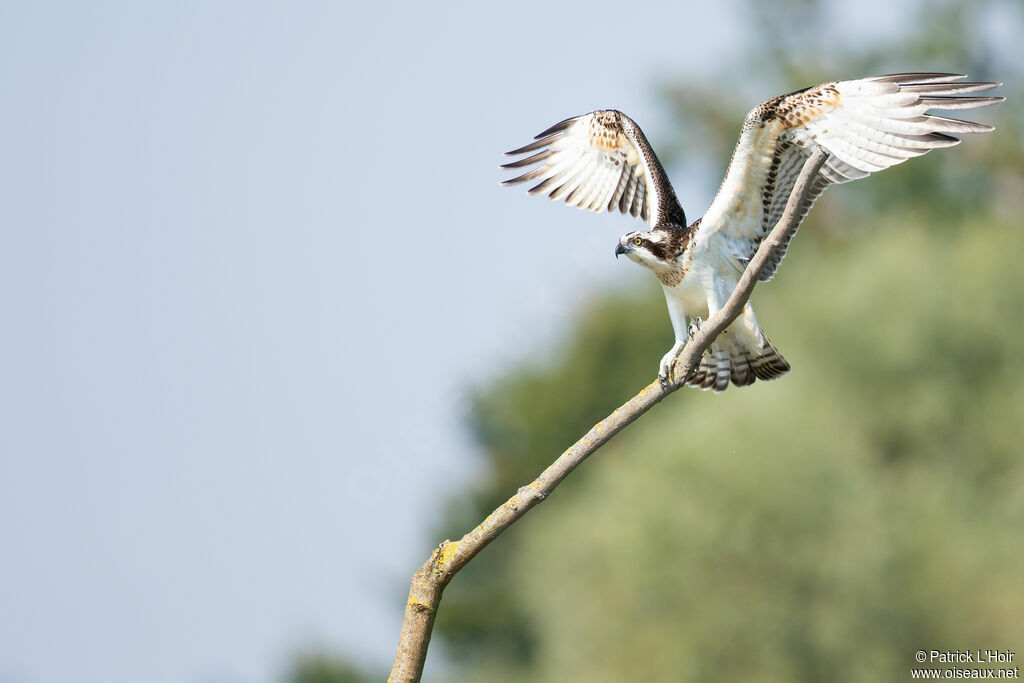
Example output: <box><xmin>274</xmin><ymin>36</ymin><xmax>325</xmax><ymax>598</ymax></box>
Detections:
<box><xmin>501</xmin><ymin>110</ymin><xmax>686</xmax><ymax>227</ymax></box>
<box><xmin>500</xmin><ymin>149</ymin><xmax>552</xmax><ymax>169</ymax></box>
<box><xmin>608</xmin><ymin>166</ymin><xmax>630</xmax><ymax>212</ymax></box>
<box><xmin>867</xmin><ymin>72</ymin><xmax>967</xmax><ymax>84</ymax></box>
<box><xmin>699</xmin><ymin>73</ymin><xmax>1002</xmax><ymax>281</ymax></box>
<box><xmin>898</xmin><ymin>82</ymin><xmax>1002</xmax><ymax>95</ymax></box>
<box><xmin>620</xmin><ymin>172</ymin><xmax>639</xmax><ymax>215</ymax></box>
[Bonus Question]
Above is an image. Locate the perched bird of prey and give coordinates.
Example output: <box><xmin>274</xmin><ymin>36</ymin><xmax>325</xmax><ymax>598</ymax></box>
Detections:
<box><xmin>502</xmin><ymin>73</ymin><xmax>1002</xmax><ymax>392</ymax></box>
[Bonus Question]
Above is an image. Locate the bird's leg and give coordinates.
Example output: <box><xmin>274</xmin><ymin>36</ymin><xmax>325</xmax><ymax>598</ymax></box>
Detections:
<box><xmin>660</xmin><ymin>318</ymin><xmax>710</xmax><ymax>386</ymax></box>
<box><xmin>659</xmin><ymin>340</ymin><xmax>686</xmax><ymax>387</ymax></box>
<box><xmin>659</xmin><ymin>294</ymin><xmax>690</xmax><ymax>387</ymax></box>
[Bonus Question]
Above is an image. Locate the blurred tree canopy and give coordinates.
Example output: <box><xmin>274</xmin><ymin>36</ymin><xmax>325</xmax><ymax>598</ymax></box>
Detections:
<box><xmin>430</xmin><ymin>0</ymin><xmax>1024</xmax><ymax>680</ymax></box>
<box><xmin>285</xmin><ymin>650</ymin><xmax>376</xmax><ymax>683</ymax></box>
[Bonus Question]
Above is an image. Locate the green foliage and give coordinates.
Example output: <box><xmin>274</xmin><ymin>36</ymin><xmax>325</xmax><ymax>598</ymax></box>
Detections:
<box><xmin>434</xmin><ymin>0</ymin><xmax>1024</xmax><ymax>679</ymax></box>
<box><xmin>285</xmin><ymin>651</ymin><xmax>376</xmax><ymax>683</ymax></box>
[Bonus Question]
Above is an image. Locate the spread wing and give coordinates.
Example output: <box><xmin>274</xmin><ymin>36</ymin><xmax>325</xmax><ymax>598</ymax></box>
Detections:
<box><xmin>700</xmin><ymin>73</ymin><xmax>1003</xmax><ymax>281</ymax></box>
<box><xmin>501</xmin><ymin>110</ymin><xmax>687</xmax><ymax>227</ymax></box>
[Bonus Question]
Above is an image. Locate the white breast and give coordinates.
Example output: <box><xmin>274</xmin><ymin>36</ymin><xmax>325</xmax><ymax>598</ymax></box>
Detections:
<box><xmin>663</xmin><ymin>266</ymin><xmax>709</xmax><ymax>317</ymax></box>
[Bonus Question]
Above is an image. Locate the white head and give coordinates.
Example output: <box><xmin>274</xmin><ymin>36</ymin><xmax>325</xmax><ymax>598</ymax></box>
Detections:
<box><xmin>615</xmin><ymin>230</ymin><xmax>674</xmax><ymax>273</ymax></box>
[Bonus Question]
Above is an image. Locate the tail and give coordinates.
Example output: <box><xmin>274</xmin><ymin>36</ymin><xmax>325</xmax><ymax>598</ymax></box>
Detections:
<box><xmin>685</xmin><ymin>332</ymin><xmax>790</xmax><ymax>393</ymax></box>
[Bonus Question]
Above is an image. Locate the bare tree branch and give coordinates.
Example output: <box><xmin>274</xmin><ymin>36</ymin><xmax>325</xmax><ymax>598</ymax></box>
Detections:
<box><xmin>388</xmin><ymin>148</ymin><xmax>829</xmax><ymax>682</ymax></box>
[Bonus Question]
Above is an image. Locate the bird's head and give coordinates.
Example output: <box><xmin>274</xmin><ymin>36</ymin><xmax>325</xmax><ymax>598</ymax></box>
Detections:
<box><xmin>615</xmin><ymin>230</ymin><xmax>674</xmax><ymax>272</ymax></box>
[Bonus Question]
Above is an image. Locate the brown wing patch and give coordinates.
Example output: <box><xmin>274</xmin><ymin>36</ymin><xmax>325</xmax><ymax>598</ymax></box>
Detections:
<box><xmin>756</xmin><ymin>83</ymin><xmax>842</xmax><ymax>128</ymax></box>
<box><xmin>587</xmin><ymin>111</ymin><xmax>625</xmax><ymax>150</ymax></box>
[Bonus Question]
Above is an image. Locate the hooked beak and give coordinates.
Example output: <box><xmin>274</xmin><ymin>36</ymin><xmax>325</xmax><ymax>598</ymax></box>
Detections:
<box><xmin>615</xmin><ymin>243</ymin><xmax>627</xmax><ymax>259</ymax></box>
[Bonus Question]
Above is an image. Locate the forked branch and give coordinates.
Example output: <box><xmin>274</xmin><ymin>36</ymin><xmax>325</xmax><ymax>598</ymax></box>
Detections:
<box><xmin>388</xmin><ymin>148</ymin><xmax>829</xmax><ymax>682</ymax></box>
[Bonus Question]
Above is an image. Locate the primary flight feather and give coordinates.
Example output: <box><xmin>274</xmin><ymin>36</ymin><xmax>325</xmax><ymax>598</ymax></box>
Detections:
<box><xmin>502</xmin><ymin>73</ymin><xmax>1002</xmax><ymax>392</ymax></box>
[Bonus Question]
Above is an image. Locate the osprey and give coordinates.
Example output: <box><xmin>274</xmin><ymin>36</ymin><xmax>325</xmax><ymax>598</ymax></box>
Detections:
<box><xmin>502</xmin><ymin>73</ymin><xmax>1002</xmax><ymax>392</ymax></box>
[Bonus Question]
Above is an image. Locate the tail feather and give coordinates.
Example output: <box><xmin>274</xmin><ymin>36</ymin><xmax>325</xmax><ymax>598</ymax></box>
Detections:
<box><xmin>685</xmin><ymin>334</ymin><xmax>790</xmax><ymax>393</ymax></box>
<box><xmin>729</xmin><ymin>351</ymin><xmax>756</xmax><ymax>387</ymax></box>
<box><xmin>749</xmin><ymin>340</ymin><xmax>790</xmax><ymax>381</ymax></box>
<box><xmin>688</xmin><ymin>351</ymin><xmax>720</xmax><ymax>391</ymax></box>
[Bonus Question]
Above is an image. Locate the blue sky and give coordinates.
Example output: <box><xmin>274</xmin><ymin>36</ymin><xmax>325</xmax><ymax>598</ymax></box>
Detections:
<box><xmin>0</xmin><ymin>0</ymin><xmax>971</xmax><ymax>681</ymax></box>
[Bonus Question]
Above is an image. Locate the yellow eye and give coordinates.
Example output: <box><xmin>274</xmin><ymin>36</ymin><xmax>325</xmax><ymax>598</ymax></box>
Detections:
<box><xmin>633</xmin><ymin>237</ymin><xmax>643</xmax><ymax>246</ymax></box>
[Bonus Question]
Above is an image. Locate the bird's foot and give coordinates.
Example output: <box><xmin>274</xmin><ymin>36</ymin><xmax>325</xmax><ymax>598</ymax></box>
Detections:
<box><xmin>658</xmin><ymin>340</ymin><xmax>687</xmax><ymax>387</ymax></box>
<box><xmin>687</xmin><ymin>316</ymin><xmax>703</xmax><ymax>340</ymax></box>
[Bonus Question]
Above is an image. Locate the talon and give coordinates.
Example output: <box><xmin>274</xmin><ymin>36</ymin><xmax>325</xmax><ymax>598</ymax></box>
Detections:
<box><xmin>658</xmin><ymin>361</ymin><xmax>672</xmax><ymax>387</ymax></box>
<box><xmin>658</xmin><ymin>340</ymin><xmax>686</xmax><ymax>387</ymax></box>
<box><xmin>687</xmin><ymin>317</ymin><xmax>706</xmax><ymax>340</ymax></box>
